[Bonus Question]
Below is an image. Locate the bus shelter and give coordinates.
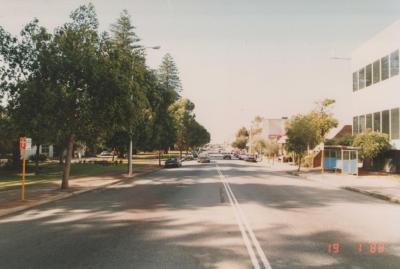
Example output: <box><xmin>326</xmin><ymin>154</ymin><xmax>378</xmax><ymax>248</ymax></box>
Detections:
<box><xmin>323</xmin><ymin>145</ymin><xmax>360</xmax><ymax>175</ymax></box>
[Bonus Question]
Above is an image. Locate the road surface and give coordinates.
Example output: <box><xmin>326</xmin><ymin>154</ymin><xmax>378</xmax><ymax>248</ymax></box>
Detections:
<box><xmin>1</xmin><ymin>160</ymin><xmax>399</xmax><ymax>269</ymax></box>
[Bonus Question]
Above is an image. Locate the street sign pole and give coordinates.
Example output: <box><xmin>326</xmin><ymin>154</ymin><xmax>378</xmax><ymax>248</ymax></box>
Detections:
<box><xmin>19</xmin><ymin>137</ymin><xmax>26</xmax><ymax>201</ymax></box>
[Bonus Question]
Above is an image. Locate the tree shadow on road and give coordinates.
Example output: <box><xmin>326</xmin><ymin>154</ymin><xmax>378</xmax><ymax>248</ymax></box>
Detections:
<box><xmin>0</xmin><ymin>161</ymin><xmax>399</xmax><ymax>269</ymax></box>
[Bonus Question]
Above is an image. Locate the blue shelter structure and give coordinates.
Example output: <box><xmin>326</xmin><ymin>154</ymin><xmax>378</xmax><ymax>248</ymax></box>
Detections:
<box><xmin>323</xmin><ymin>145</ymin><xmax>360</xmax><ymax>175</ymax></box>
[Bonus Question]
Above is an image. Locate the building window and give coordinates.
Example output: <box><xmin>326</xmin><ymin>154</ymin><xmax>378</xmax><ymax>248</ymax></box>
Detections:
<box><xmin>373</xmin><ymin>112</ymin><xmax>381</xmax><ymax>132</ymax></box>
<box><xmin>359</xmin><ymin>68</ymin><xmax>365</xmax><ymax>89</ymax></box>
<box><xmin>359</xmin><ymin>115</ymin><xmax>366</xmax><ymax>133</ymax></box>
<box><xmin>373</xmin><ymin>59</ymin><xmax>380</xmax><ymax>84</ymax></box>
<box><xmin>353</xmin><ymin>116</ymin><xmax>359</xmax><ymax>134</ymax></box>
<box><xmin>381</xmin><ymin>55</ymin><xmax>389</xmax><ymax>80</ymax></box>
<box><xmin>365</xmin><ymin>64</ymin><xmax>372</xmax><ymax>87</ymax></box>
<box><xmin>352</xmin><ymin>72</ymin><xmax>358</xmax><ymax>91</ymax></box>
<box><xmin>382</xmin><ymin>110</ymin><xmax>390</xmax><ymax>135</ymax></box>
<box><xmin>391</xmin><ymin>108</ymin><xmax>399</xmax><ymax>139</ymax></box>
<box><xmin>366</xmin><ymin>113</ymin><xmax>372</xmax><ymax>130</ymax></box>
<box><xmin>390</xmin><ymin>50</ymin><xmax>399</xmax><ymax>77</ymax></box>
<box><xmin>41</xmin><ymin>145</ymin><xmax>49</xmax><ymax>155</ymax></box>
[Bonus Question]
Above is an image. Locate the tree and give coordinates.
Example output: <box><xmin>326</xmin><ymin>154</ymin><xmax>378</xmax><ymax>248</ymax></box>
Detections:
<box><xmin>49</xmin><ymin>4</ymin><xmax>148</xmax><ymax>188</ymax></box>
<box><xmin>264</xmin><ymin>140</ymin><xmax>279</xmax><ymax>158</ymax></box>
<box><xmin>285</xmin><ymin>114</ymin><xmax>319</xmax><ymax>171</ymax></box>
<box><xmin>9</xmin><ymin>20</ymin><xmax>56</xmax><ymax>173</ymax></box>
<box><xmin>310</xmin><ymin>98</ymin><xmax>338</xmax><ymax>141</ymax></box>
<box><xmin>232</xmin><ymin>127</ymin><xmax>249</xmax><ymax>150</ymax></box>
<box><xmin>352</xmin><ymin>130</ymin><xmax>391</xmax><ymax>168</ymax></box>
<box><xmin>0</xmin><ymin>19</ymin><xmax>57</xmax><ymax>170</ymax></box>
<box><xmin>158</xmin><ymin>53</ymin><xmax>182</xmax><ymax>95</ymax></box>
<box><xmin>187</xmin><ymin>119</ymin><xmax>211</xmax><ymax>150</ymax></box>
<box><xmin>169</xmin><ymin>98</ymin><xmax>195</xmax><ymax>157</ymax></box>
<box><xmin>110</xmin><ymin>10</ymin><xmax>142</xmax><ymax>55</ymax></box>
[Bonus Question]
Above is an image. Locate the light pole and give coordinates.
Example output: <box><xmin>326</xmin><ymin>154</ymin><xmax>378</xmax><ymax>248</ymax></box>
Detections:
<box><xmin>127</xmin><ymin>45</ymin><xmax>160</xmax><ymax>177</ymax></box>
<box><xmin>322</xmin><ymin>56</ymin><xmax>351</xmax><ymax>174</ymax></box>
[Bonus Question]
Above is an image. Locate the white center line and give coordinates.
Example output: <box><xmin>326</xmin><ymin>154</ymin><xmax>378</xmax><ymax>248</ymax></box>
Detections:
<box><xmin>216</xmin><ymin>163</ymin><xmax>272</xmax><ymax>269</ymax></box>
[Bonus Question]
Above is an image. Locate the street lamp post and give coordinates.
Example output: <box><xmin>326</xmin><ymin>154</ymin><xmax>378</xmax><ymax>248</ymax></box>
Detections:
<box><xmin>127</xmin><ymin>45</ymin><xmax>160</xmax><ymax>177</ymax></box>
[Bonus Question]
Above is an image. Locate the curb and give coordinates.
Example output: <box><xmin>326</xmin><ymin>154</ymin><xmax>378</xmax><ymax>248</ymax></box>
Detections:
<box><xmin>342</xmin><ymin>186</ymin><xmax>400</xmax><ymax>205</ymax></box>
<box><xmin>0</xmin><ymin>167</ymin><xmax>162</xmax><ymax>218</ymax></box>
<box><xmin>286</xmin><ymin>171</ymin><xmax>312</xmax><ymax>180</ymax></box>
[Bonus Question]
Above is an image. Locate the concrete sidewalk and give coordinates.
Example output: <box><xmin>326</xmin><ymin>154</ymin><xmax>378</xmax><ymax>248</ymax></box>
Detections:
<box><xmin>0</xmin><ymin>165</ymin><xmax>161</xmax><ymax>218</ymax></box>
<box><xmin>262</xmin><ymin>161</ymin><xmax>400</xmax><ymax>204</ymax></box>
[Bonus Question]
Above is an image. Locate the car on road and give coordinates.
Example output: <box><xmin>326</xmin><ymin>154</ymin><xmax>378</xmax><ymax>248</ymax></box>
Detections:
<box><xmin>238</xmin><ymin>154</ymin><xmax>247</xmax><ymax>160</ymax></box>
<box><xmin>245</xmin><ymin>154</ymin><xmax>257</xmax><ymax>162</ymax></box>
<box><xmin>183</xmin><ymin>154</ymin><xmax>195</xmax><ymax>161</ymax></box>
<box><xmin>164</xmin><ymin>158</ymin><xmax>182</xmax><ymax>168</ymax></box>
<box><xmin>198</xmin><ymin>155</ymin><xmax>211</xmax><ymax>163</ymax></box>
<box><xmin>223</xmin><ymin>154</ymin><xmax>232</xmax><ymax>160</ymax></box>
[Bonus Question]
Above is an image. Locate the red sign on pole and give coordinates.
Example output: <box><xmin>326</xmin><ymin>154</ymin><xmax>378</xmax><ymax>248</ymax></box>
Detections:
<box><xmin>19</xmin><ymin>137</ymin><xmax>26</xmax><ymax>150</ymax></box>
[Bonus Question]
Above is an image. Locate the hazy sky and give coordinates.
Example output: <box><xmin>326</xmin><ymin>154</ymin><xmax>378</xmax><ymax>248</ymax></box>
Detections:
<box><xmin>1</xmin><ymin>0</ymin><xmax>400</xmax><ymax>142</ymax></box>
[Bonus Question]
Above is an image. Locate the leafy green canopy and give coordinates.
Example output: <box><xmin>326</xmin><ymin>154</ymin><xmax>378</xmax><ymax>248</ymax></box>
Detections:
<box><xmin>352</xmin><ymin>131</ymin><xmax>391</xmax><ymax>160</ymax></box>
<box><xmin>232</xmin><ymin>127</ymin><xmax>249</xmax><ymax>150</ymax></box>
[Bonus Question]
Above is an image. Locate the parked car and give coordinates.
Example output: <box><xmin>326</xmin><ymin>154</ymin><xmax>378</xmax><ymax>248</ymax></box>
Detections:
<box><xmin>245</xmin><ymin>154</ymin><xmax>257</xmax><ymax>162</ymax></box>
<box><xmin>238</xmin><ymin>154</ymin><xmax>247</xmax><ymax>160</ymax></box>
<box><xmin>183</xmin><ymin>154</ymin><xmax>194</xmax><ymax>161</ymax></box>
<box><xmin>99</xmin><ymin>151</ymin><xmax>113</xmax><ymax>157</ymax></box>
<box><xmin>198</xmin><ymin>155</ymin><xmax>211</xmax><ymax>163</ymax></box>
<box><xmin>223</xmin><ymin>154</ymin><xmax>232</xmax><ymax>160</ymax></box>
<box><xmin>164</xmin><ymin>158</ymin><xmax>182</xmax><ymax>168</ymax></box>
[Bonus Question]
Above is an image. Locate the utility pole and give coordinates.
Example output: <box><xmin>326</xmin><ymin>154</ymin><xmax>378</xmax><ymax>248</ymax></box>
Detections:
<box><xmin>127</xmin><ymin>45</ymin><xmax>160</xmax><ymax>177</ymax></box>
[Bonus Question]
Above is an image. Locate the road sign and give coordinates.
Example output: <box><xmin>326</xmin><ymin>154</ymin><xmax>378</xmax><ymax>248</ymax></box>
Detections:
<box><xmin>25</xmin><ymin>138</ymin><xmax>32</xmax><ymax>150</ymax></box>
<box><xmin>19</xmin><ymin>137</ymin><xmax>26</xmax><ymax>150</ymax></box>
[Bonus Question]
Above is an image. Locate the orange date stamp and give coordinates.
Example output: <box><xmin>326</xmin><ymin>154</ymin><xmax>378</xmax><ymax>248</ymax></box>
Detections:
<box><xmin>327</xmin><ymin>243</ymin><xmax>385</xmax><ymax>254</ymax></box>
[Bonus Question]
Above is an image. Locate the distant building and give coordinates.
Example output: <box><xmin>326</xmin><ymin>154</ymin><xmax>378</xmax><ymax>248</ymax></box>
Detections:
<box><xmin>26</xmin><ymin>144</ymin><xmax>54</xmax><ymax>159</ymax></box>
<box><xmin>249</xmin><ymin>117</ymin><xmax>288</xmax><ymax>153</ymax></box>
<box><xmin>260</xmin><ymin>118</ymin><xmax>287</xmax><ymax>140</ymax></box>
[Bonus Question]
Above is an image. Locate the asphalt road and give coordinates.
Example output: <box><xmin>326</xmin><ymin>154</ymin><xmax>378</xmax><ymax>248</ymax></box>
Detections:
<box><xmin>0</xmin><ymin>160</ymin><xmax>400</xmax><ymax>269</ymax></box>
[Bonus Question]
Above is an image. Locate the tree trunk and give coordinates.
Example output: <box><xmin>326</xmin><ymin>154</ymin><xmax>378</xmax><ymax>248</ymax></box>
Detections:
<box><xmin>112</xmin><ymin>148</ymin><xmax>115</xmax><ymax>162</ymax></box>
<box><xmin>158</xmin><ymin>150</ymin><xmax>161</xmax><ymax>167</ymax></box>
<box><xmin>35</xmin><ymin>144</ymin><xmax>40</xmax><ymax>174</ymax></box>
<box><xmin>297</xmin><ymin>154</ymin><xmax>302</xmax><ymax>172</ymax></box>
<box><xmin>180</xmin><ymin>149</ymin><xmax>182</xmax><ymax>159</ymax></box>
<box><xmin>12</xmin><ymin>140</ymin><xmax>21</xmax><ymax>169</ymax></box>
<box><xmin>59</xmin><ymin>153</ymin><xmax>64</xmax><ymax>165</ymax></box>
<box><xmin>61</xmin><ymin>134</ymin><xmax>75</xmax><ymax>190</ymax></box>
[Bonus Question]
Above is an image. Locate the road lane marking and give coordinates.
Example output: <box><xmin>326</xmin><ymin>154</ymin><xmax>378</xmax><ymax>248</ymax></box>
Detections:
<box><xmin>216</xmin><ymin>163</ymin><xmax>272</xmax><ymax>269</ymax></box>
<box><xmin>216</xmin><ymin>165</ymin><xmax>261</xmax><ymax>269</ymax></box>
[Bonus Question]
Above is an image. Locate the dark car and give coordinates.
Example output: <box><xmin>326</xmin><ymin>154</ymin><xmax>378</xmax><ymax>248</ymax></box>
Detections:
<box><xmin>223</xmin><ymin>154</ymin><xmax>232</xmax><ymax>160</ymax></box>
<box><xmin>164</xmin><ymin>158</ymin><xmax>182</xmax><ymax>168</ymax></box>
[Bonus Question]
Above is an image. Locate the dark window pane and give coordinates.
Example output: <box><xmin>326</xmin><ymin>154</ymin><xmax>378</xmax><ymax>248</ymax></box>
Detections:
<box><xmin>374</xmin><ymin>112</ymin><xmax>381</xmax><ymax>132</ymax></box>
<box><xmin>365</xmin><ymin>64</ymin><xmax>372</xmax><ymax>87</ymax></box>
<box><xmin>359</xmin><ymin>115</ymin><xmax>366</xmax><ymax>133</ymax></box>
<box><xmin>373</xmin><ymin>60</ymin><xmax>380</xmax><ymax>83</ymax></box>
<box><xmin>359</xmin><ymin>68</ymin><xmax>365</xmax><ymax>89</ymax></box>
<box><xmin>382</xmin><ymin>110</ymin><xmax>390</xmax><ymax>134</ymax></box>
<box><xmin>381</xmin><ymin>55</ymin><xmax>389</xmax><ymax>80</ymax></box>
<box><xmin>390</xmin><ymin>50</ymin><xmax>399</xmax><ymax>77</ymax></box>
<box><xmin>391</xmin><ymin>108</ymin><xmax>399</xmax><ymax>139</ymax></box>
<box><xmin>353</xmin><ymin>116</ymin><xmax>358</xmax><ymax>134</ymax></box>
<box><xmin>366</xmin><ymin>114</ymin><xmax>372</xmax><ymax>130</ymax></box>
<box><xmin>352</xmin><ymin>72</ymin><xmax>358</xmax><ymax>91</ymax></box>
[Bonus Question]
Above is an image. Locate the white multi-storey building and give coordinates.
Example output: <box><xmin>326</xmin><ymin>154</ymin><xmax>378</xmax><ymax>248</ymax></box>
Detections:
<box><xmin>351</xmin><ymin>20</ymin><xmax>400</xmax><ymax>150</ymax></box>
